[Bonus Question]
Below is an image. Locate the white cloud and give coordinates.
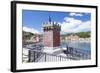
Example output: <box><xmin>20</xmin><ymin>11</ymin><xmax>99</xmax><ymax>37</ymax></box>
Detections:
<box><xmin>23</xmin><ymin>26</ymin><xmax>40</xmax><ymax>34</ymax></box>
<box><xmin>74</xmin><ymin>21</ymin><xmax>91</xmax><ymax>32</ymax></box>
<box><xmin>59</xmin><ymin>17</ymin><xmax>91</xmax><ymax>33</ymax></box>
<box><xmin>69</xmin><ymin>12</ymin><xmax>83</xmax><ymax>16</ymax></box>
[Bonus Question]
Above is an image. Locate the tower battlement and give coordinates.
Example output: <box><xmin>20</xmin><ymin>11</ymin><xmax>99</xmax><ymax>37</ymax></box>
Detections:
<box><xmin>43</xmin><ymin>22</ymin><xmax>61</xmax><ymax>31</ymax></box>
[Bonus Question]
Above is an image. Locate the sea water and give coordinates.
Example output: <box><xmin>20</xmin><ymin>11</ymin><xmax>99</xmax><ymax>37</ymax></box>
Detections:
<box><xmin>61</xmin><ymin>41</ymin><xmax>91</xmax><ymax>56</ymax></box>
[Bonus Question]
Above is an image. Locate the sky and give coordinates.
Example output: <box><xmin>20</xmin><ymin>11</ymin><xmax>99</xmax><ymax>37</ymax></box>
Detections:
<box><xmin>22</xmin><ymin>10</ymin><xmax>91</xmax><ymax>34</ymax></box>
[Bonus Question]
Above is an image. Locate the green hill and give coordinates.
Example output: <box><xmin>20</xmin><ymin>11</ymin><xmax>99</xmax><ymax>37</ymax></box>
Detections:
<box><xmin>75</xmin><ymin>32</ymin><xmax>90</xmax><ymax>38</ymax></box>
<box><xmin>61</xmin><ymin>32</ymin><xmax>91</xmax><ymax>38</ymax></box>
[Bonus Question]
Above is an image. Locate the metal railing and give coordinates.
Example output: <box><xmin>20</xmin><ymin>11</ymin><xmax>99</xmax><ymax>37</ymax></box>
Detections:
<box><xmin>27</xmin><ymin>47</ymin><xmax>90</xmax><ymax>63</ymax></box>
<box><xmin>28</xmin><ymin>50</ymin><xmax>72</xmax><ymax>62</ymax></box>
<box><xmin>63</xmin><ymin>46</ymin><xmax>91</xmax><ymax>60</ymax></box>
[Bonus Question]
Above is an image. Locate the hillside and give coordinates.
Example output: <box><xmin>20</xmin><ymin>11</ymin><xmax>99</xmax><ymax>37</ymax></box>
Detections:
<box><xmin>61</xmin><ymin>32</ymin><xmax>91</xmax><ymax>38</ymax></box>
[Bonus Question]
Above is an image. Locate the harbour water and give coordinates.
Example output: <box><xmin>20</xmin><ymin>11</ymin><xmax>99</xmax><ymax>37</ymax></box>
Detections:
<box><xmin>61</xmin><ymin>41</ymin><xmax>91</xmax><ymax>56</ymax></box>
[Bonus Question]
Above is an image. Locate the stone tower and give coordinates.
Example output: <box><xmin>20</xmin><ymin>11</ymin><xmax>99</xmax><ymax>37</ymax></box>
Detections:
<box><xmin>43</xmin><ymin>17</ymin><xmax>61</xmax><ymax>47</ymax></box>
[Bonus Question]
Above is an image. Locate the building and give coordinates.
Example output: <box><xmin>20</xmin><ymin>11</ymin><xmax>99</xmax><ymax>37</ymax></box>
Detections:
<box><xmin>43</xmin><ymin>17</ymin><xmax>61</xmax><ymax>47</ymax></box>
<box><xmin>30</xmin><ymin>34</ymin><xmax>40</xmax><ymax>42</ymax></box>
<box><xmin>22</xmin><ymin>31</ymin><xmax>40</xmax><ymax>46</ymax></box>
<box><xmin>65</xmin><ymin>34</ymin><xmax>79</xmax><ymax>41</ymax></box>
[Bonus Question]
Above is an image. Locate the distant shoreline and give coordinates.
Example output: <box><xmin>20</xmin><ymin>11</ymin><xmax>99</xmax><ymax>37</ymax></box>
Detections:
<box><xmin>62</xmin><ymin>39</ymin><xmax>91</xmax><ymax>43</ymax></box>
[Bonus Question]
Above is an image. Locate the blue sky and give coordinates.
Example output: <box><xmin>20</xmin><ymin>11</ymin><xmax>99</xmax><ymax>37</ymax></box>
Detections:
<box><xmin>22</xmin><ymin>10</ymin><xmax>91</xmax><ymax>34</ymax></box>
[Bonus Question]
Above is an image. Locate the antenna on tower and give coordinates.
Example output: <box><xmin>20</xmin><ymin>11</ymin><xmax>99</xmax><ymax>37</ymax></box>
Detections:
<box><xmin>49</xmin><ymin>16</ymin><xmax>51</xmax><ymax>23</ymax></box>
